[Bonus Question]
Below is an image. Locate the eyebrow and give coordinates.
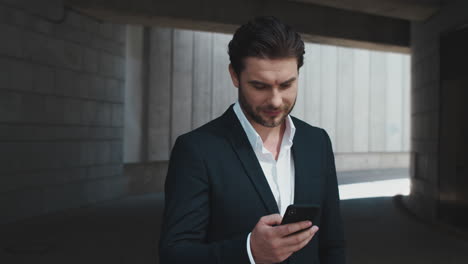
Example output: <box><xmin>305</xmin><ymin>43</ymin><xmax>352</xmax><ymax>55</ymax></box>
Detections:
<box><xmin>247</xmin><ymin>77</ymin><xmax>297</xmax><ymax>87</ymax></box>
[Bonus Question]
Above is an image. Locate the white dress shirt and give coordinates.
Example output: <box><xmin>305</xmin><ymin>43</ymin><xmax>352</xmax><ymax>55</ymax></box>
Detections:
<box><xmin>233</xmin><ymin>101</ymin><xmax>296</xmax><ymax>264</ymax></box>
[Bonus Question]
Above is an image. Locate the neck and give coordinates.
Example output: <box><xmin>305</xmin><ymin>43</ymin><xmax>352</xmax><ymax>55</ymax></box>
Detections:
<box><xmin>251</xmin><ymin>120</ymin><xmax>286</xmax><ymax>160</ymax></box>
<box><xmin>250</xmin><ymin>120</ymin><xmax>286</xmax><ymax>143</ymax></box>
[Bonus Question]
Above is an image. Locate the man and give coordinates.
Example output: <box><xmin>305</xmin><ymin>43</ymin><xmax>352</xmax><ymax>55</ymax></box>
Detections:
<box><xmin>159</xmin><ymin>16</ymin><xmax>345</xmax><ymax>264</ymax></box>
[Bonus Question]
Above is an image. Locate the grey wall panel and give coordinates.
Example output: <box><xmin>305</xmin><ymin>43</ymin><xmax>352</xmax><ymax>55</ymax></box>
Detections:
<box><xmin>292</xmin><ymin>61</ymin><xmax>306</xmax><ymax>119</ymax></box>
<box><xmin>386</xmin><ymin>53</ymin><xmax>404</xmax><ymax>151</ymax></box>
<box><xmin>304</xmin><ymin>43</ymin><xmax>321</xmax><ymax>127</ymax></box>
<box><xmin>211</xmin><ymin>33</ymin><xmax>235</xmax><ymax>119</ymax></box>
<box><xmin>352</xmin><ymin>49</ymin><xmax>370</xmax><ymax>152</ymax></box>
<box><xmin>336</xmin><ymin>47</ymin><xmax>354</xmax><ymax>152</ymax></box>
<box><xmin>192</xmin><ymin>31</ymin><xmax>213</xmax><ymax>129</ymax></box>
<box><xmin>171</xmin><ymin>29</ymin><xmax>193</xmax><ymax>146</ymax></box>
<box><xmin>369</xmin><ymin>51</ymin><xmax>387</xmax><ymax>151</ymax></box>
<box><xmin>148</xmin><ymin>28</ymin><xmax>172</xmax><ymax>160</ymax></box>
<box><xmin>402</xmin><ymin>55</ymin><xmax>411</xmax><ymax>152</ymax></box>
<box><xmin>124</xmin><ymin>25</ymin><xmax>144</xmax><ymax>163</ymax></box>
<box><xmin>131</xmin><ymin>28</ymin><xmax>411</xmax><ymax>164</ymax></box>
<box><xmin>320</xmin><ymin>45</ymin><xmax>338</xmax><ymax>145</ymax></box>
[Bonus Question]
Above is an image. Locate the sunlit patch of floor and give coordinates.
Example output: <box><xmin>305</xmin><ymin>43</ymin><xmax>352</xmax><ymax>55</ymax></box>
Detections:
<box><xmin>338</xmin><ymin>178</ymin><xmax>410</xmax><ymax>200</ymax></box>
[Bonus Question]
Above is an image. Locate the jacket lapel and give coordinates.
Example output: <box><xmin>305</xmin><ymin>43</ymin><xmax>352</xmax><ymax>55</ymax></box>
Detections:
<box><xmin>291</xmin><ymin>120</ymin><xmax>322</xmax><ymax>206</ymax></box>
<box><xmin>222</xmin><ymin>106</ymin><xmax>280</xmax><ymax>214</ymax></box>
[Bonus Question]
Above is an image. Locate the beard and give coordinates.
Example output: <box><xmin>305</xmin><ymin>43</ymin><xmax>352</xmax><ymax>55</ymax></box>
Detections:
<box><xmin>238</xmin><ymin>85</ymin><xmax>296</xmax><ymax>128</ymax></box>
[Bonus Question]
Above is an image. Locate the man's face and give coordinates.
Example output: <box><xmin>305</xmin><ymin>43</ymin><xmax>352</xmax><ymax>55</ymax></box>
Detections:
<box><xmin>229</xmin><ymin>57</ymin><xmax>298</xmax><ymax>128</ymax></box>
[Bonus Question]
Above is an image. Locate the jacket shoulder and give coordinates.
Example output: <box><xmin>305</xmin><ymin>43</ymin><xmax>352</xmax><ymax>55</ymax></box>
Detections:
<box><xmin>291</xmin><ymin>116</ymin><xmax>326</xmax><ymax>135</ymax></box>
<box><xmin>174</xmin><ymin>114</ymin><xmax>229</xmax><ymax>146</ymax></box>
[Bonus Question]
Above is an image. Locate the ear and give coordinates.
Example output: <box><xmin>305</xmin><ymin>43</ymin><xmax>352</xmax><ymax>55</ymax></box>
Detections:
<box><xmin>228</xmin><ymin>64</ymin><xmax>240</xmax><ymax>88</ymax></box>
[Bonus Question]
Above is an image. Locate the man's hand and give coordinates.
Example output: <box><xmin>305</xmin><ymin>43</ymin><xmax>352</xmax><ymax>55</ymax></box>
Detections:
<box><xmin>250</xmin><ymin>214</ymin><xmax>319</xmax><ymax>264</ymax></box>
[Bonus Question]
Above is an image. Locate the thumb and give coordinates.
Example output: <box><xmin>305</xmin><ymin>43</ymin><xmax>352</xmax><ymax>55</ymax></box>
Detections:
<box><xmin>260</xmin><ymin>214</ymin><xmax>283</xmax><ymax>227</ymax></box>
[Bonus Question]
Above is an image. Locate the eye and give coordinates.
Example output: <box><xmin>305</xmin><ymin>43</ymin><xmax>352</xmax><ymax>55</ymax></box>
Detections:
<box><xmin>253</xmin><ymin>84</ymin><xmax>267</xmax><ymax>90</ymax></box>
<box><xmin>280</xmin><ymin>82</ymin><xmax>292</xmax><ymax>89</ymax></box>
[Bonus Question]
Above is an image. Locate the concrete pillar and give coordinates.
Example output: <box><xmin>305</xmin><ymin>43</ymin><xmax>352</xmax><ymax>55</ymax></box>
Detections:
<box><xmin>438</xmin><ymin>26</ymin><xmax>468</xmax><ymax>226</ymax></box>
<box><xmin>148</xmin><ymin>27</ymin><xmax>172</xmax><ymax>161</ymax></box>
<box><xmin>407</xmin><ymin>0</ymin><xmax>468</xmax><ymax>226</ymax></box>
<box><xmin>124</xmin><ymin>25</ymin><xmax>145</xmax><ymax>163</ymax></box>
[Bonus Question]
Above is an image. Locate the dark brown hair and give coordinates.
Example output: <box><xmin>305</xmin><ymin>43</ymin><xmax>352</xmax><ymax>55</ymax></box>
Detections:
<box><xmin>228</xmin><ymin>16</ymin><xmax>305</xmax><ymax>77</ymax></box>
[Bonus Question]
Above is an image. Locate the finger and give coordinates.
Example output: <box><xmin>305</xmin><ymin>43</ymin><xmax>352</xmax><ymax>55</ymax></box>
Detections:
<box><xmin>283</xmin><ymin>226</ymin><xmax>319</xmax><ymax>253</ymax></box>
<box><xmin>275</xmin><ymin>220</ymin><xmax>313</xmax><ymax>237</ymax></box>
<box><xmin>281</xmin><ymin>227</ymin><xmax>313</xmax><ymax>246</ymax></box>
<box><xmin>259</xmin><ymin>214</ymin><xmax>283</xmax><ymax>226</ymax></box>
<box><xmin>275</xmin><ymin>232</ymin><xmax>314</xmax><ymax>262</ymax></box>
<box><xmin>288</xmin><ymin>231</ymin><xmax>314</xmax><ymax>253</ymax></box>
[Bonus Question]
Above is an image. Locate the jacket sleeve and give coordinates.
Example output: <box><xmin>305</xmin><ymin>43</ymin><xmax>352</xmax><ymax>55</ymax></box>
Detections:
<box><xmin>159</xmin><ymin>135</ymin><xmax>250</xmax><ymax>264</ymax></box>
<box><xmin>318</xmin><ymin>129</ymin><xmax>346</xmax><ymax>264</ymax></box>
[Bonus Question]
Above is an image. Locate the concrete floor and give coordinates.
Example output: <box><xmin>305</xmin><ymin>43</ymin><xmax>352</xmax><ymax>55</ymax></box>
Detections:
<box><xmin>1</xmin><ymin>169</ymin><xmax>468</xmax><ymax>264</ymax></box>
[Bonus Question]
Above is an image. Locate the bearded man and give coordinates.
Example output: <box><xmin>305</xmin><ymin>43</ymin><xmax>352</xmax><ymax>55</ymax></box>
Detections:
<box><xmin>159</xmin><ymin>16</ymin><xmax>346</xmax><ymax>264</ymax></box>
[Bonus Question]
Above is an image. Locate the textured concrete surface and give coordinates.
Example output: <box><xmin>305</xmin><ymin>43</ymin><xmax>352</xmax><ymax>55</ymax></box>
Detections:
<box><xmin>408</xmin><ymin>0</ymin><xmax>468</xmax><ymax>223</ymax></box>
<box><xmin>1</xmin><ymin>169</ymin><xmax>467</xmax><ymax>263</ymax></box>
<box><xmin>125</xmin><ymin>26</ymin><xmax>411</xmax><ymax>165</ymax></box>
<box><xmin>0</xmin><ymin>1</ymin><xmax>126</xmax><ymax>224</ymax></box>
<box><xmin>0</xmin><ymin>194</ymin><xmax>163</xmax><ymax>264</ymax></box>
<box><xmin>344</xmin><ymin>196</ymin><xmax>468</xmax><ymax>264</ymax></box>
<box><xmin>290</xmin><ymin>0</ymin><xmax>440</xmax><ymax>21</ymax></box>
<box><xmin>65</xmin><ymin>0</ymin><xmax>410</xmax><ymax>53</ymax></box>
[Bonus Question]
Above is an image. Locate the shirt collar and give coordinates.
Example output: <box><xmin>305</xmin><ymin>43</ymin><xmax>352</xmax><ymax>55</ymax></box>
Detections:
<box><xmin>233</xmin><ymin>101</ymin><xmax>296</xmax><ymax>152</ymax></box>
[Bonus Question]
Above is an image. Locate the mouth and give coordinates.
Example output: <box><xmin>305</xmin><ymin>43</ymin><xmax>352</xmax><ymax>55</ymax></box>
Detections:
<box><xmin>263</xmin><ymin>110</ymin><xmax>282</xmax><ymax>117</ymax></box>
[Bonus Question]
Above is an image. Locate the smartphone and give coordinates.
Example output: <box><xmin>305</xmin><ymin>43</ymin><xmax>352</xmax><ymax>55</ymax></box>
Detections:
<box><xmin>281</xmin><ymin>204</ymin><xmax>320</xmax><ymax>225</ymax></box>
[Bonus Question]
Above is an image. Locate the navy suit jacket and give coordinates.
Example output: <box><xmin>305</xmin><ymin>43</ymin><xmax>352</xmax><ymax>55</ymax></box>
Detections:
<box><xmin>159</xmin><ymin>105</ymin><xmax>345</xmax><ymax>264</ymax></box>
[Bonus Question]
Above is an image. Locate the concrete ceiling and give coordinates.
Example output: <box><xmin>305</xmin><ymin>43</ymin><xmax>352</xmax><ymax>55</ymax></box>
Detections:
<box><xmin>288</xmin><ymin>0</ymin><xmax>441</xmax><ymax>21</ymax></box>
<box><xmin>65</xmin><ymin>0</ymin><xmax>412</xmax><ymax>53</ymax></box>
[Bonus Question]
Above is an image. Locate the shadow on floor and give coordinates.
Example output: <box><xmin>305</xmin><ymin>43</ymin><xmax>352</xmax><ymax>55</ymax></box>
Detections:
<box><xmin>0</xmin><ymin>194</ymin><xmax>163</xmax><ymax>264</ymax></box>
<box><xmin>342</xmin><ymin>196</ymin><xmax>468</xmax><ymax>264</ymax></box>
<box><xmin>1</xmin><ymin>169</ymin><xmax>468</xmax><ymax>263</ymax></box>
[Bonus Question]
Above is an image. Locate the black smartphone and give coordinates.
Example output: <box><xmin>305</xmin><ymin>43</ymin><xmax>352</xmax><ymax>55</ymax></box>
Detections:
<box><xmin>281</xmin><ymin>204</ymin><xmax>320</xmax><ymax>225</ymax></box>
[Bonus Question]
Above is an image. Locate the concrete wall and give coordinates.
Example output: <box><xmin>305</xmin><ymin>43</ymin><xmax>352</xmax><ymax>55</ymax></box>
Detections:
<box><xmin>292</xmin><ymin>46</ymin><xmax>411</xmax><ymax>155</ymax></box>
<box><xmin>125</xmin><ymin>26</ymin><xmax>410</xmax><ymax>161</ymax></box>
<box><xmin>0</xmin><ymin>0</ymin><xmax>126</xmax><ymax>224</ymax></box>
<box><xmin>124</xmin><ymin>26</ymin><xmax>411</xmax><ymax>193</ymax></box>
<box><xmin>407</xmin><ymin>0</ymin><xmax>468</xmax><ymax>224</ymax></box>
<box><xmin>124</xmin><ymin>25</ymin><xmax>145</xmax><ymax>163</ymax></box>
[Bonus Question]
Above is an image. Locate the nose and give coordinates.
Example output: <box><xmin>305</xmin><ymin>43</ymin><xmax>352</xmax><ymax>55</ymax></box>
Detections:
<box><xmin>268</xmin><ymin>88</ymin><xmax>282</xmax><ymax>108</ymax></box>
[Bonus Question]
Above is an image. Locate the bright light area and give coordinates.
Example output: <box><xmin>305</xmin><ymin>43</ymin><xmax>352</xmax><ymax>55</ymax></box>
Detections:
<box><xmin>338</xmin><ymin>178</ymin><xmax>410</xmax><ymax>200</ymax></box>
